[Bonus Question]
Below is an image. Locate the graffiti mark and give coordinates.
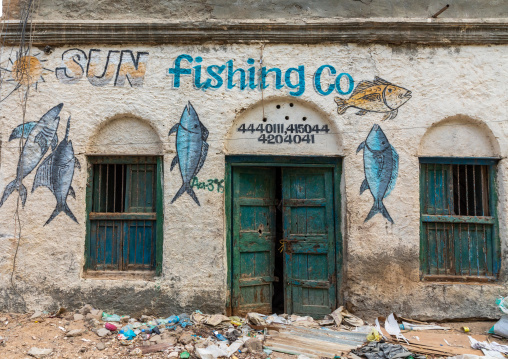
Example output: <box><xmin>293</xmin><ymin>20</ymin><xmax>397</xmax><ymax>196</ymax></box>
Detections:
<box><xmin>0</xmin><ymin>104</ymin><xmax>62</xmax><ymax>208</ymax></box>
<box><xmin>191</xmin><ymin>177</ymin><xmax>224</xmax><ymax>193</ymax></box>
<box><xmin>357</xmin><ymin>124</ymin><xmax>398</xmax><ymax>223</ymax></box>
<box><xmin>56</xmin><ymin>49</ymin><xmax>149</xmax><ymax>87</ymax></box>
<box><xmin>335</xmin><ymin>76</ymin><xmax>411</xmax><ymax>121</ymax></box>
<box><xmin>0</xmin><ymin>52</ymin><xmax>54</xmax><ymax>102</ymax></box>
<box><xmin>169</xmin><ymin>102</ymin><xmax>209</xmax><ymax>206</ymax></box>
<box><xmin>33</xmin><ymin>116</ymin><xmax>80</xmax><ymax>225</ymax></box>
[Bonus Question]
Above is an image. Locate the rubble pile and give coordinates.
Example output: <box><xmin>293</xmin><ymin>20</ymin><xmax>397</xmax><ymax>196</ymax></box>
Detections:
<box><xmin>0</xmin><ymin>304</ymin><xmax>507</xmax><ymax>358</ymax></box>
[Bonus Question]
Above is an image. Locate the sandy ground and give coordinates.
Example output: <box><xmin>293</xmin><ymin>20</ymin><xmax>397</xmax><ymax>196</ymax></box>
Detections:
<box><xmin>0</xmin><ymin>311</ymin><xmax>507</xmax><ymax>358</ymax></box>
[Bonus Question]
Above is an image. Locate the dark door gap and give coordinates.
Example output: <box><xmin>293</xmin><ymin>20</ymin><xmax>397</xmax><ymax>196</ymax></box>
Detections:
<box><xmin>273</xmin><ymin>167</ymin><xmax>284</xmax><ymax>314</ymax></box>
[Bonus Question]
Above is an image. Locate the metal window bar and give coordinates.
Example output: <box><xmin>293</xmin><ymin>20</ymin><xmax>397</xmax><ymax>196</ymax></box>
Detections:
<box><xmin>421</xmin><ymin>163</ymin><xmax>494</xmax><ymax>279</ymax></box>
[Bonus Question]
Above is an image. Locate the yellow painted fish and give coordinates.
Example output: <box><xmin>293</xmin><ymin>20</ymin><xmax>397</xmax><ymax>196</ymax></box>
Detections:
<box><xmin>335</xmin><ymin>77</ymin><xmax>412</xmax><ymax>121</ymax></box>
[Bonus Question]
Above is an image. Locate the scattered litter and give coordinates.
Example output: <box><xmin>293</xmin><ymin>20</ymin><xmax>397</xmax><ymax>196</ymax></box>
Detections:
<box><xmin>384</xmin><ymin>314</ymin><xmax>408</xmax><ymax>344</ymax></box>
<box><xmin>58</xmin><ymin>326</ymin><xmax>66</xmax><ymax>332</ymax></box>
<box><xmin>352</xmin><ymin>342</ymin><xmax>415</xmax><ymax>359</ymax></box>
<box><xmin>489</xmin><ymin>315</ymin><xmax>508</xmax><ymax>338</ymax></box>
<box><xmin>401</xmin><ymin>322</ymin><xmax>450</xmax><ymax>331</ymax></box>
<box><xmin>469</xmin><ymin>336</ymin><xmax>508</xmax><ymax>358</ymax></box>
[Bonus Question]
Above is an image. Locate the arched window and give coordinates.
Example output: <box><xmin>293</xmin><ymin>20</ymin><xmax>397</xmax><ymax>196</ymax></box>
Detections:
<box><xmin>85</xmin><ymin>116</ymin><xmax>163</xmax><ymax>277</ymax></box>
<box><xmin>418</xmin><ymin>116</ymin><xmax>501</xmax><ymax>281</ymax></box>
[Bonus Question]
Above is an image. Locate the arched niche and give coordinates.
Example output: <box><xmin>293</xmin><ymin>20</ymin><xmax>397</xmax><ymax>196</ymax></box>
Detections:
<box><xmin>88</xmin><ymin>115</ymin><xmax>163</xmax><ymax>155</ymax></box>
<box><xmin>419</xmin><ymin>115</ymin><xmax>500</xmax><ymax>158</ymax></box>
<box><xmin>225</xmin><ymin>97</ymin><xmax>342</xmax><ymax>156</ymax></box>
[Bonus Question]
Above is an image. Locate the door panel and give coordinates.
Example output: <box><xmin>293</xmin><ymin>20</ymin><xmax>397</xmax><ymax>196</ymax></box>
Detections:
<box><xmin>232</xmin><ymin>167</ymin><xmax>277</xmax><ymax>315</ymax></box>
<box><xmin>283</xmin><ymin>168</ymin><xmax>336</xmax><ymax>317</ymax></box>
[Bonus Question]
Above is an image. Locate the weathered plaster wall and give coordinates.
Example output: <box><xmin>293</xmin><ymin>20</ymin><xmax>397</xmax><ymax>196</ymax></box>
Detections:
<box><xmin>0</xmin><ymin>43</ymin><xmax>507</xmax><ymax>319</ymax></box>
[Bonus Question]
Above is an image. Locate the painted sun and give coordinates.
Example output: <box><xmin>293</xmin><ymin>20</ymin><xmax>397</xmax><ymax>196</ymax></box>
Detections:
<box><xmin>0</xmin><ymin>51</ymin><xmax>53</xmax><ymax>102</ymax></box>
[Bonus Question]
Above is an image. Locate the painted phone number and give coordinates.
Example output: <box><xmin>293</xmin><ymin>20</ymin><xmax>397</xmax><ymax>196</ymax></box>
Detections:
<box><xmin>237</xmin><ymin>123</ymin><xmax>329</xmax><ymax>145</ymax></box>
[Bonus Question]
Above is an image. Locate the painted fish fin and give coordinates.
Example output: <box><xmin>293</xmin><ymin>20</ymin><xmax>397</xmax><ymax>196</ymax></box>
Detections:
<box><xmin>356</xmin><ymin>141</ymin><xmax>365</xmax><ymax>153</ymax></box>
<box><xmin>356</xmin><ymin>109</ymin><xmax>368</xmax><ymax>116</ymax></box>
<box><xmin>44</xmin><ymin>203</ymin><xmax>78</xmax><ymax>226</ymax></box>
<box><xmin>0</xmin><ymin>180</ymin><xmax>26</xmax><ymax>208</ymax></box>
<box><xmin>34</xmin><ymin>131</ymin><xmax>49</xmax><ymax>153</ymax></box>
<box><xmin>360</xmin><ymin>179</ymin><xmax>369</xmax><ymax>195</ymax></box>
<box><xmin>74</xmin><ymin>157</ymin><xmax>81</xmax><ymax>170</ymax></box>
<box><xmin>374</xmin><ymin>76</ymin><xmax>392</xmax><ymax>85</ymax></box>
<box><xmin>170</xmin><ymin>156</ymin><xmax>179</xmax><ymax>171</ymax></box>
<box><xmin>382</xmin><ymin>109</ymin><xmax>398</xmax><ymax>121</ymax></box>
<box><xmin>168</xmin><ymin>123</ymin><xmax>179</xmax><ymax>136</ymax></box>
<box><xmin>68</xmin><ymin>186</ymin><xmax>76</xmax><ymax>199</ymax></box>
<box><xmin>50</xmin><ymin>134</ymin><xmax>59</xmax><ymax>151</ymax></box>
<box><xmin>334</xmin><ymin>97</ymin><xmax>350</xmax><ymax>115</ymax></box>
<box><xmin>194</xmin><ymin>142</ymin><xmax>209</xmax><ymax>176</ymax></box>
<box><xmin>32</xmin><ymin>153</ymin><xmax>54</xmax><ymax>194</ymax></box>
<box><xmin>360</xmin><ymin>93</ymin><xmax>382</xmax><ymax>102</ymax></box>
<box><xmin>200</xmin><ymin>121</ymin><xmax>209</xmax><ymax>141</ymax></box>
<box><xmin>350</xmin><ymin>80</ymin><xmax>375</xmax><ymax>96</ymax></box>
<box><xmin>365</xmin><ymin>199</ymin><xmax>394</xmax><ymax>224</ymax></box>
<box><xmin>171</xmin><ymin>183</ymin><xmax>200</xmax><ymax>206</ymax></box>
<box><xmin>8</xmin><ymin>121</ymin><xmax>37</xmax><ymax>141</ymax></box>
<box><xmin>384</xmin><ymin>146</ymin><xmax>399</xmax><ymax>198</ymax></box>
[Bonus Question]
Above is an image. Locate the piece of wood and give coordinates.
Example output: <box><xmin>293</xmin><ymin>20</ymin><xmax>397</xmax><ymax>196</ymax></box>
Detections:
<box><xmin>134</xmin><ymin>342</ymin><xmax>174</xmax><ymax>354</ymax></box>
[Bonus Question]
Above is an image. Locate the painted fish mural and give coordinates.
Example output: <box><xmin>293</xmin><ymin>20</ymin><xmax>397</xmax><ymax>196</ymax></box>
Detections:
<box><xmin>32</xmin><ymin>116</ymin><xmax>80</xmax><ymax>225</ymax></box>
<box><xmin>357</xmin><ymin>124</ymin><xmax>398</xmax><ymax>223</ymax></box>
<box><xmin>0</xmin><ymin>103</ymin><xmax>62</xmax><ymax>208</ymax></box>
<box><xmin>169</xmin><ymin>102</ymin><xmax>209</xmax><ymax>206</ymax></box>
<box><xmin>335</xmin><ymin>77</ymin><xmax>411</xmax><ymax>121</ymax></box>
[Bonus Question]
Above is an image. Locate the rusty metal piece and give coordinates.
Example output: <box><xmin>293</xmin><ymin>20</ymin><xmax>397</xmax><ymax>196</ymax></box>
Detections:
<box><xmin>432</xmin><ymin>4</ymin><xmax>450</xmax><ymax>18</ymax></box>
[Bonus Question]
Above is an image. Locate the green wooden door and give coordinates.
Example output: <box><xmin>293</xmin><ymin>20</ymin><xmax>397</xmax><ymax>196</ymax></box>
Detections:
<box><xmin>282</xmin><ymin>168</ymin><xmax>336</xmax><ymax>317</ymax></box>
<box><xmin>232</xmin><ymin>167</ymin><xmax>277</xmax><ymax>315</ymax></box>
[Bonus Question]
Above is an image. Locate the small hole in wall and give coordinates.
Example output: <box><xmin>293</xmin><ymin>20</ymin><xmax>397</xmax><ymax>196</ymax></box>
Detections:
<box><xmin>289</xmin><ymin>103</ymin><xmax>294</xmax><ymax>107</ymax></box>
<box><xmin>263</xmin><ymin>118</ymin><xmax>267</xmax><ymax>122</ymax></box>
<box><xmin>302</xmin><ymin>117</ymin><xmax>307</xmax><ymax>121</ymax></box>
<box><xmin>276</xmin><ymin>105</ymin><xmax>281</xmax><ymax>109</ymax></box>
<box><xmin>285</xmin><ymin>116</ymin><xmax>289</xmax><ymax>120</ymax></box>
<box><xmin>258</xmin><ymin>229</ymin><xmax>262</xmax><ymax>234</ymax></box>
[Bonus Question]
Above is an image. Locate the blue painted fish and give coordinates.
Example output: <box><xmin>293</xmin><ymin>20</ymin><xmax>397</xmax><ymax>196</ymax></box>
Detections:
<box><xmin>33</xmin><ymin>116</ymin><xmax>80</xmax><ymax>225</ymax></box>
<box><xmin>357</xmin><ymin>124</ymin><xmax>398</xmax><ymax>223</ymax></box>
<box><xmin>335</xmin><ymin>77</ymin><xmax>411</xmax><ymax>121</ymax></box>
<box><xmin>169</xmin><ymin>102</ymin><xmax>209</xmax><ymax>206</ymax></box>
<box><xmin>0</xmin><ymin>103</ymin><xmax>62</xmax><ymax>208</ymax></box>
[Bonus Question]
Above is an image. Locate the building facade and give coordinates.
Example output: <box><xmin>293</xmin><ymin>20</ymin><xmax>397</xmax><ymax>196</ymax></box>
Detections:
<box><xmin>0</xmin><ymin>1</ymin><xmax>507</xmax><ymax>320</ymax></box>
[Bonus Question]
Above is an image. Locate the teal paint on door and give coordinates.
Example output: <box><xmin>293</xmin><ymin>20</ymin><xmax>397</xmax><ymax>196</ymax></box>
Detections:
<box><xmin>232</xmin><ymin>167</ymin><xmax>277</xmax><ymax>315</ymax></box>
<box><xmin>283</xmin><ymin>168</ymin><xmax>336</xmax><ymax>317</ymax></box>
<box><xmin>231</xmin><ymin>164</ymin><xmax>338</xmax><ymax>317</ymax></box>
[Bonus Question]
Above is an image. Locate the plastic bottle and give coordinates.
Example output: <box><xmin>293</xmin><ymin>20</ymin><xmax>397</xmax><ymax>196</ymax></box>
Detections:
<box><xmin>214</xmin><ymin>331</ymin><xmax>227</xmax><ymax>341</ymax></box>
<box><xmin>179</xmin><ymin>313</ymin><xmax>192</xmax><ymax>328</ymax></box>
<box><xmin>165</xmin><ymin>315</ymin><xmax>179</xmax><ymax>324</ymax></box>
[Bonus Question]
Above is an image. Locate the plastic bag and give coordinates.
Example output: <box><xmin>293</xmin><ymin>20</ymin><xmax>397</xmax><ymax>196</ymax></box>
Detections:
<box><xmin>367</xmin><ymin>327</ymin><xmax>381</xmax><ymax>342</ymax></box>
<box><xmin>496</xmin><ymin>297</ymin><xmax>508</xmax><ymax>314</ymax></box>
<box><xmin>102</xmin><ymin>313</ymin><xmax>121</xmax><ymax>322</ymax></box>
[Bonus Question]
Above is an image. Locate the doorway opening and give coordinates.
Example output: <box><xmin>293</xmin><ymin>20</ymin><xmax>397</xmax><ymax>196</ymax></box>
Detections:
<box><xmin>227</xmin><ymin>156</ymin><xmax>342</xmax><ymax>318</ymax></box>
<box><xmin>273</xmin><ymin>167</ymin><xmax>284</xmax><ymax>314</ymax></box>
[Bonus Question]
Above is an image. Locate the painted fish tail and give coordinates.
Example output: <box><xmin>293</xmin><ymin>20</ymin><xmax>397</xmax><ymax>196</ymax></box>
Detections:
<box><xmin>44</xmin><ymin>202</ymin><xmax>77</xmax><ymax>226</ymax></box>
<box><xmin>0</xmin><ymin>180</ymin><xmax>27</xmax><ymax>208</ymax></box>
<box><xmin>365</xmin><ymin>199</ymin><xmax>393</xmax><ymax>224</ymax></box>
<box><xmin>0</xmin><ymin>180</ymin><xmax>17</xmax><ymax>208</ymax></box>
<box><xmin>171</xmin><ymin>183</ymin><xmax>200</xmax><ymax>206</ymax></box>
<box><xmin>334</xmin><ymin>97</ymin><xmax>349</xmax><ymax>115</ymax></box>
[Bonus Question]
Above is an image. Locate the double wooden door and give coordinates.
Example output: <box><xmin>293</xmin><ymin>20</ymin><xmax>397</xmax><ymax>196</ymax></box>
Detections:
<box><xmin>231</xmin><ymin>166</ymin><xmax>338</xmax><ymax>317</ymax></box>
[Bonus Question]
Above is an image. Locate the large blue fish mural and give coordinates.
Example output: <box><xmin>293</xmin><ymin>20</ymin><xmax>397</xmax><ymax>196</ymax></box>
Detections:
<box><xmin>169</xmin><ymin>102</ymin><xmax>209</xmax><ymax>206</ymax></box>
<box><xmin>0</xmin><ymin>103</ymin><xmax>62</xmax><ymax>208</ymax></box>
<box><xmin>32</xmin><ymin>116</ymin><xmax>80</xmax><ymax>225</ymax></box>
<box><xmin>357</xmin><ymin>124</ymin><xmax>398</xmax><ymax>223</ymax></box>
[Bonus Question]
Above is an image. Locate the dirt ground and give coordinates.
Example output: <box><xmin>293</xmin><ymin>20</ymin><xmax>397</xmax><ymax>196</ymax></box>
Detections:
<box><xmin>0</xmin><ymin>311</ymin><xmax>506</xmax><ymax>358</ymax></box>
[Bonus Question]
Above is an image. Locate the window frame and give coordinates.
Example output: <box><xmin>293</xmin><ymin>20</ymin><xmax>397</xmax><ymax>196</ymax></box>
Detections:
<box><xmin>84</xmin><ymin>155</ymin><xmax>164</xmax><ymax>276</ymax></box>
<box><xmin>419</xmin><ymin>157</ymin><xmax>500</xmax><ymax>282</ymax></box>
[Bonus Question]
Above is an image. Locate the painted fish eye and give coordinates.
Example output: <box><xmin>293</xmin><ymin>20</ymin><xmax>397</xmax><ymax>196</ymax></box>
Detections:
<box><xmin>388</xmin><ymin>88</ymin><xmax>392</xmax><ymax>93</ymax></box>
<box><xmin>382</xmin><ymin>141</ymin><xmax>386</xmax><ymax>145</ymax></box>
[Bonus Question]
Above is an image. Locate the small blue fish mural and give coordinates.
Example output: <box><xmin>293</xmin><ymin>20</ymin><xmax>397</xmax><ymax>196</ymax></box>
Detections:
<box><xmin>0</xmin><ymin>103</ymin><xmax>62</xmax><ymax>208</ymax></box>
<box><xmin>357</xmin><ymin>124</ymin><xmax>398</xmax><ymax>223</ymax></box>
<box><xmin>169</xmin><ymin>102</ymin><xmax>209</xmax><ymax>206</ymax></box>
<box><xmin>32</xmin><ymin>116</ymin><xmax>80</xmax><ymax>225</ymax></box>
